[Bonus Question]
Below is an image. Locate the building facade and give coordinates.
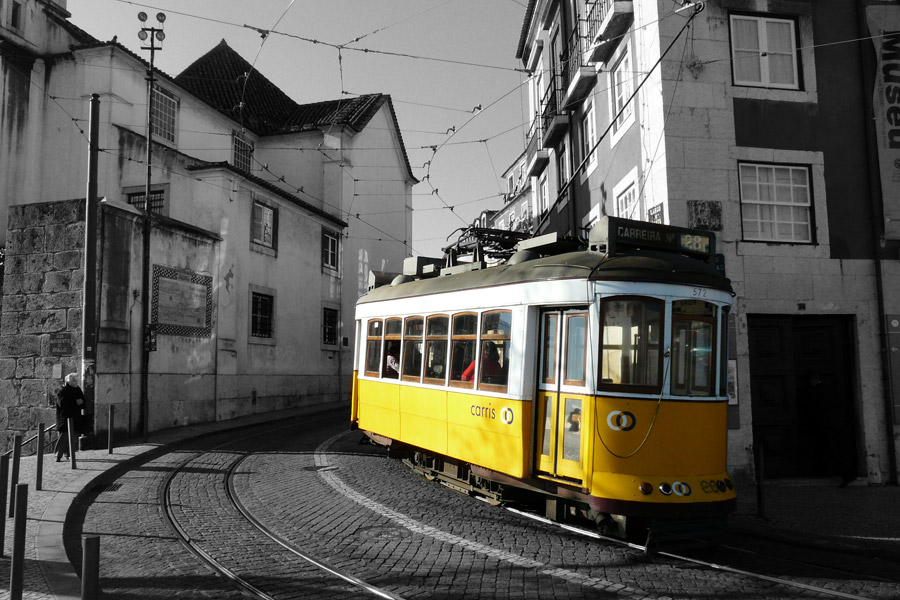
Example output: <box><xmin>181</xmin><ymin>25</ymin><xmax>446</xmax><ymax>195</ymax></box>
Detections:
<box><xmin>513</xmin><ymin>0</ymin><xmax>900</xmax><ymax>484</ymax></box>
<box><xmin>0</xmin><ymin>0</ymin><xmax>415</xmax><ymax>444</ymax></box>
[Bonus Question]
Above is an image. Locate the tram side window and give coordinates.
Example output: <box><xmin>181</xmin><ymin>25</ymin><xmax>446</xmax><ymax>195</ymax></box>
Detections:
<box><xmin>424</xmin><ymin>315</ymin><xmax>449</xmax><ymax>384</ymax></box>
<box><xmin>383</xmin><ymin>318</ymin><xmax>402</xmax><ymax>379</ymax></box>
<box><xmin>364</xmin><ymin>320</ymin><xmax>383</xmax><ymax>376</ymax></box>
<box><xmin>476</xmin><ymin>310</ymin><xmax>511</xmax><ymax>391</ymax></box>
<box><xmin>600</xmin><ymin>298</ymin><xmax>663</xmax><ymax>392</ymax></box>
<box><xmin>671</xmin><ymin>300</ymin><xmax>717</xmax><ymax>397</ymax></box>
<box><xmin>449</xmin><ymin>313</ymin><xmax>478</xmax><ymax>388</ymax></box>
<box><xmin>402</xmin><ymin>316</ymin><xmax>424</xmax><ymax>381</ymax></box>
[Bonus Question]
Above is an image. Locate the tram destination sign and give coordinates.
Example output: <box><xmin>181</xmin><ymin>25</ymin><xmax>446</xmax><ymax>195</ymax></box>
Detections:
<box><xmin>591</xmin><ymin>216</ymin><xmax>715</xmax><ymax>257</ymax></box>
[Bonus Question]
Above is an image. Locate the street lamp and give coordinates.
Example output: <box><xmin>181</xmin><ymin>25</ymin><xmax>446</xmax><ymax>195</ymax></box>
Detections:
<box><xmin>137</xmin><ymin>11</ymin><xmax>165</xmax><ymax>440</ymax></box>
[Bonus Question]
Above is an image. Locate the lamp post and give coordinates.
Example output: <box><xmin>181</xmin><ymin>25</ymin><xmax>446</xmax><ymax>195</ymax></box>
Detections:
<box><xmin>137</xmin><ymin>11</ymin><xmax>165</xmax><ymax>440</ymax></box>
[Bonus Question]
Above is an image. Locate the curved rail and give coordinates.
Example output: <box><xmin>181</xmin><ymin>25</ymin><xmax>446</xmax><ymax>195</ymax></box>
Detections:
<box><xmin>158</xmin><ymin>417</ymin><xmax>402</xmax><ymax>600</ymax></box>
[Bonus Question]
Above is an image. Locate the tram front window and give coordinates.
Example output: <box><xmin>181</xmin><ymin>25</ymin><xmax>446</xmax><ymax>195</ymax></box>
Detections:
<box><xmin>671</xmin><ymin>300</ymin><xmax>717</xmax><ymax>397</ymax></box>
<box><xmin>600</xmin><ymin>298</ymin><xmax>663</xmax><ymax>392</ymax></box>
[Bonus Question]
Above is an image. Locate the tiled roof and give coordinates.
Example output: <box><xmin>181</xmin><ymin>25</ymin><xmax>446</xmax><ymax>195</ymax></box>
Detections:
<box><xmin>175</xmin><ymin>40</ymin><xmax>298</xmax><ymax>135</ymax></box>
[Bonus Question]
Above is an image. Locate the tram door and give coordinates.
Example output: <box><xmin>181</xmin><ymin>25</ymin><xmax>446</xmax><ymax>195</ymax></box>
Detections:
<box><xmin>535</xmin><ymin>308</ymin><xmax>589</xmax><ymax>482</ymax></box>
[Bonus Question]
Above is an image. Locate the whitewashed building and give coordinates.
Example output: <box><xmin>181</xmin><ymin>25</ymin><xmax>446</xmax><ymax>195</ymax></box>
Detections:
<box><xmin>0</xmin><ymin>0</ymin><xmax>415</xmax><ymax>442</ymax></box>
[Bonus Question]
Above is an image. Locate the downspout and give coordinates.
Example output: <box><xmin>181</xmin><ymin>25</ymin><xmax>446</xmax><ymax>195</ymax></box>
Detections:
<box><xmin>858</xmin><ymin>0</ymin><xmax>897</xmax><ymax>483</ymax></box>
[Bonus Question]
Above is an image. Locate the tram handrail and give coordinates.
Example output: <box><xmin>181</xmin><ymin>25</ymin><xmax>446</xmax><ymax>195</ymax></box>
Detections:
<box><xmin>2</xmin><ymin>424</ymin><xmax>57</xmax><ymax>458</ymax></box>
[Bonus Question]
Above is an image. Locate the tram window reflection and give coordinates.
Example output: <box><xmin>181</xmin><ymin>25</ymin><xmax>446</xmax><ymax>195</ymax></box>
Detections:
<box><xmin>402</xmin><ymin>317</ymin><xmax>424</xmax><ymax>380</ymax></box>
<box><xmin>424</xmin><ymin>315</ymin><xmax>449</xmax><ymax>383</ymax></box>
<box><xmin>600</xmin><ymin>298</ymin><xmax>663</xmax><ymax>392</ymax></box>
<box><xmin>449</xmin><ymin>313</ymin><xmax>477</xmax><ymax>387</ymax></box>
<box><xmin>364</xmin><ymin>319</ymin><xmax>383</xmax><ymax>376</ymax></box>
<box><xmin>478</xmin><ymin>310</ymin><xmax>511</xmax><ymax>390</ymax></box>
<box><xmin>671</xmin><ymin>300</ymin><xmax>717</xmax><ymax>396</ymax></box>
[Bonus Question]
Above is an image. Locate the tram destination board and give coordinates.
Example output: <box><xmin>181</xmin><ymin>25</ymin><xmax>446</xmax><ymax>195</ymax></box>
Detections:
<box><xmin>591</xmin><ymin>216</ymin><xmax>715</xmax><ymax>257</ymax></box>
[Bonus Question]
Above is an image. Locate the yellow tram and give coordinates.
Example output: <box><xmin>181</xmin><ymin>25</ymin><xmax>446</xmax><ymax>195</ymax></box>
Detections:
<box><xmin>350</xmin><ymin>217</ymin><xmax>736</xmax><ymax>537</ymax></box>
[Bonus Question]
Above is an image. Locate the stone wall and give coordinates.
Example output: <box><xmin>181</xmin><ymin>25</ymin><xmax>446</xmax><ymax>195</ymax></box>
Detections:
<box><xmin>0</xmin><ymin>199</ymin><xmax>84</xmax><ymax>450</ymax></box>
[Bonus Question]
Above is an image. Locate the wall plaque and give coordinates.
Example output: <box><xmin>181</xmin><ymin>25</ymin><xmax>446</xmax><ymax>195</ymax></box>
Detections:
<box><xmin>49</xmin><ymin>332</ymin><xmax>75</xmax><ymax>355</ymax></box>
<box><xmin>151</xmin><ymin>265</ymin><xmax>213</xmax><ymax>337</ymax></box>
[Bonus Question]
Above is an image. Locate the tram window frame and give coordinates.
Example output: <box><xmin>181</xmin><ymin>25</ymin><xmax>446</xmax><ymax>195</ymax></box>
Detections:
<box><xmin>720</xmin><ymin>307</ymin><xmax>731</xmax><ymax>398</ymax></box>
<box><xmin>423</xmin><ymin>314</ymin><xmax>450</xmax><ymax>385</ymax></box>
<box><xmin>563</xmin><ymin>312</ymin><xmax>588</xmax><ymax>387</ymax></box>
<box><xmin>598</xmin><ymin>296</ymin><xmax>665</xmax><ymax>394</ymax></box>
<box><xmin>401</xmin><ymin>316</ymin><xmax>425</xmax><ymax>382</ymax></box>
<box><xmin>449</xmin><ymin>312</ymin><xmax>478</xmax><ymax>389</ymax></box>
<box><xmin>364</xmin><ymin>319</ymin><xmax>383</xmax><ymax>377</ymax></box>
<box><xmin>383</xmin><ymin>318</ymin><xmax>402</xmax><ymax>379</ymax></box>
<box><xmin>477</xmin><ymin>310</ymin><xmax>511</xmax><ymax>393</ymax></box>
<box><xmin>540</xmin><ymin>313</ymin><xmax>559</xmax><ymax>386</ymax></box>
<box><xmin>671</xmin><ymin>300</ymin><xmax>718</xmax><ymax>397</ymax></box>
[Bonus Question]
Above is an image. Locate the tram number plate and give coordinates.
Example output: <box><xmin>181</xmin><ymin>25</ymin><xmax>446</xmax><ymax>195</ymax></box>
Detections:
<box><xmin>691</xmin><ymin>287</ymin><xmax>708</xmax><ymax>298</ymax></box>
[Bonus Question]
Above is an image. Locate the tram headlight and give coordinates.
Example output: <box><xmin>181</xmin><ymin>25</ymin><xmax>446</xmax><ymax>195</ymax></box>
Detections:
<box><xmin>639</xmin><ymin>482</ymin><xmax>653</xmax><ymax>495</ymax></box>
<box><xmin>659</xmin><ymin>482</ymin><xmax>673</xmax><ymax>496</ymax></box>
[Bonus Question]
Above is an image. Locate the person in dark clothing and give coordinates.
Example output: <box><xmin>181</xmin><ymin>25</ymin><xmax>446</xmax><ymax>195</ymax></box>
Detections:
<box><xmin>55</xmin><ymin>372</ymin><xmax>85</xmax><ymax>461</ymax></box>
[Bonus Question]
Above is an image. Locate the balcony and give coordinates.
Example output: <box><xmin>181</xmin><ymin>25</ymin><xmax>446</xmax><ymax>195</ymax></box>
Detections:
<box><xmin>525</xmin><ymin>116</ymin><xmax>549</xmax><ymax>177</ymax></box>
<box><xmin>563</xmin><ymin>27</ymin><xmax>597</xmax><ymax>108</ymax></box>
<box><xmin>541</xmin><ymin>74</ymin><xmax>569</xmax><ymax>148</ymax></box>
<box><xmin>585</xmin><ymin>0</ymin><xmax>634</xmax><ymax>64</ymax></box>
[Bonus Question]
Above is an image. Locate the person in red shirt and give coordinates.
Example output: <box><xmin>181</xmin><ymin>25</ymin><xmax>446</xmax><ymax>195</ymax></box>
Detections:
<box><xmin>462</xmin><ymin>342</ymin><xmax>501</xmax><ymax>382</ymax></box>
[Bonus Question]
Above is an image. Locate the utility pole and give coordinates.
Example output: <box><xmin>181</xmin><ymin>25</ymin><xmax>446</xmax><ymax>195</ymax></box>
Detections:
<box><xmin>82</xmin><ymin>94</ymin><xmax>100</xmax><ymax>423</ymax></box>
<box><xmin>138</xmin><ymin>11</ymin><xmax>165</xmax><ymax>440</ymax></box>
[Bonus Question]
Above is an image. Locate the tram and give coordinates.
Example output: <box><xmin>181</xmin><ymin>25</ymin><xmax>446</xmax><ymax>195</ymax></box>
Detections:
<box><xmin>350</xmin><ymin>216</ymin><xmax>736</xmax><ymax>538</ymax></box>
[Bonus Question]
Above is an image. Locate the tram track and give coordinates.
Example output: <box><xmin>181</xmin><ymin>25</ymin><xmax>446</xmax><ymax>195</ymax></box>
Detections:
<box><xmin>158</xmin><ymin>417</ymin><xmax>404</xmax><ymax>600</ymax></box>
<box><xmin>503</xmin><ymin>504</ymin><xmax>890</xmax><ymax>600</ymax></box>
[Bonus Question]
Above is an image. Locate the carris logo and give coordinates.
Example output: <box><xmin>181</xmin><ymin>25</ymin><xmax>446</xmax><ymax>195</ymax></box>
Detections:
<box><xmin>500</xmin><ymin>407</ymin><xmax>514</xmax><ymax>425</ymax></box>
<box><xmin>607</xmin><ymin>410</ymin><xmax>636</xmax><ymax>431</ymax></box>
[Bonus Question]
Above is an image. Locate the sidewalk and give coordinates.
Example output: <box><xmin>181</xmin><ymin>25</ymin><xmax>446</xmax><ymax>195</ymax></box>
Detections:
<box><xmin>728</xmin><ymin>477</ymin><xmax>900</xmax><ymax>560</ymax></box>
<box><xmin>1</xmin><ymin>411</ymin><xmax>898</xmax><ymax>599</ymax></box>
<box><xmin>0</xmin><ymin>404</ymin><xmax>340</xmax><ymax>600</ymax></box>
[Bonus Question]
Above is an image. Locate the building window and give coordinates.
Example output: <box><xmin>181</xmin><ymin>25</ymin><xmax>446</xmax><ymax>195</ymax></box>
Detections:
<box><xmin>538</xmin><ymin>172</ymin><xmax>550</xmax><ymax>214</ymax></box>
<box><xmin>610</xmin><ymin>46</ymin><xmax>635</xmax><ymax>141</ymax></box>
<box><xmin>151</xmin><ymin>84</ymin><xmax>178</xmax><ymax>145</ymax></box>
<box><xmin>557</xmin><ymin>142</ymin><xmax>569</xmax><ymax>192</ymax></box>
<box><xmin>232</xmin><ymin>133</ymin><xmax>253</xmax><ymax>172</ymax></box>
<box><xmin>126</xmin><ymin>188</ymin><xmax>166</xmax><ymax>214</ymax></box>
<box><xmin>739</xmin><ymin>163</ymin><xmax>812</xmax><ymax>243</ymax></box>
<box><xmin>10</xmin><ymin>0</ymin><xmax>22</xmax><ymax>30</ymax></box>
<box><xmin>251</xmin><ymin>201</ymin><xmax>277</xmax><ymax>249</ymax></box>
<box><xmin>322</xmin><ymin>227</ymin><xmax>339</xmax><ymax>270</ymax></box>
<box><xmin>616</xmin><ymin>182</ymin><xmax>637</xmax><ymax>219</ymax></box>
<box><xmin>251</xmin><ymin>292</ymin><xmax>274</xmax><ymax>339</ymax></box>
<box><xmin>730</xmin><ymin>15</ymin><xmax>799</xmax><ymax>89</ymax></box>
<box><xmin>323</xmin><ymin>307</ymin><xmax>339</xmax><ymax>346</ymax></box>
<box><xmin>581</xmin><ymin>102</ymin><xmax>597</xmax><ymax>172</ymax></box>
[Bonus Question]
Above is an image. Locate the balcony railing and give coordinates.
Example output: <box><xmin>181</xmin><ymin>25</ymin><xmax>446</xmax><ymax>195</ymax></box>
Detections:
<box><xmin>540</xmin><ymin>73</ymin><xmax>569</xmax><ymax>147</ymax></box>
<box><xmin>563</xmin><ymin>25</ymin><xmax>597</xmax><ymax>107</ymax></box>
<box><xmin>525</xmin><ymin>114</ymin><xmax>549</xmax><ymax>177</ymax></box>
<box><xmin>585</xmin><ymin>0</ymin><xmax>634</xmax><ymax>64</ymax></box>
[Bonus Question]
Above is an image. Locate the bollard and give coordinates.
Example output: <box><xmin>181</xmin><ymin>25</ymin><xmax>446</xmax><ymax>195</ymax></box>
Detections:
<box><xmin>755</xmin><ymin>445</ymin><xmax>766</xmax><ymax>520</ymax></box>
<box><xmin>82</xmin><ymin>535</ymin><xmax>100</xmax><ymax>600</ymax></box>
<box><xmin>0</xmin><ymin>454</ymin><xmax>8</xmax><ymax>557</ymax></box>
<box><xmin>36</xmin><ymin>422</ymin><xmax>45</xmax><ymax>491</ymax></box>
<box><xmin>9</xmin><ymin>483</ymin><xmax>28</xmax><ymax>599</ymax></box>
<box><xmin>108</xmin><ymin>405</ymin><xmax>115</xmax><ymax>454</ymax></box>
<box><xmin>8</xmin><ymin>434</ymin><xmax>21</xmax><ymax>518</ymax></box>
<box><xmin>68</xmin><ymin>418</ymin><xmax>77</xmax><ymax>470</ymax></box>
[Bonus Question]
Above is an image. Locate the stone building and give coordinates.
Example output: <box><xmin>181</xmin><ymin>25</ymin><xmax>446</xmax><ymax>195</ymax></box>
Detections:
<box><xmin>0</xmin><ymin>0</ymin><xmax>415</xmax><ymax>445</ymax></box>
<box><xmin>511</xmin><ymin>0</ymin><xmax>900</xmax><ymax>484</ymax></box>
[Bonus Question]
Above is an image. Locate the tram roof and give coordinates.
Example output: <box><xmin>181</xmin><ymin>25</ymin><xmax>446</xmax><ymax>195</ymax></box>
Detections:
<box><xmin>357</xmin><ymin>249</ymin><xmax>733</xmax><ymax>305</ymax></box>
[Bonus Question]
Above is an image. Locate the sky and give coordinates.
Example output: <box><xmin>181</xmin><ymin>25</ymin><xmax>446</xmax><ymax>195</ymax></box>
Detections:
<box><xmin>69</xmin><ymin>0</ymin><xmax>530</xmax><ymax>258</ymax></box>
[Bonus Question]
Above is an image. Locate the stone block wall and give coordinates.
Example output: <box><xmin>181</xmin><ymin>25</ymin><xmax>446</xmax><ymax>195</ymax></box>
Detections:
<box><xmin>0</xmin><ymin>199</ymin><xmax>85</xmax><ymax>450</ymax></box>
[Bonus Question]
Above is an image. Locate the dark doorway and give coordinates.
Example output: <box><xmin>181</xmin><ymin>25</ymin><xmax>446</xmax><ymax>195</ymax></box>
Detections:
<box><xmin>748</xmin><ymin>315</ymin><xmax>858</xmax><ymax>480</ymax></box>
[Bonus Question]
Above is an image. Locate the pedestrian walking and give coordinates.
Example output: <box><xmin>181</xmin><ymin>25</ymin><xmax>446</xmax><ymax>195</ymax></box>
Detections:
<box><xmin>55</xmin><ymin>372</ymin><xmax>85</xmax><ymax>461</ymax></box>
